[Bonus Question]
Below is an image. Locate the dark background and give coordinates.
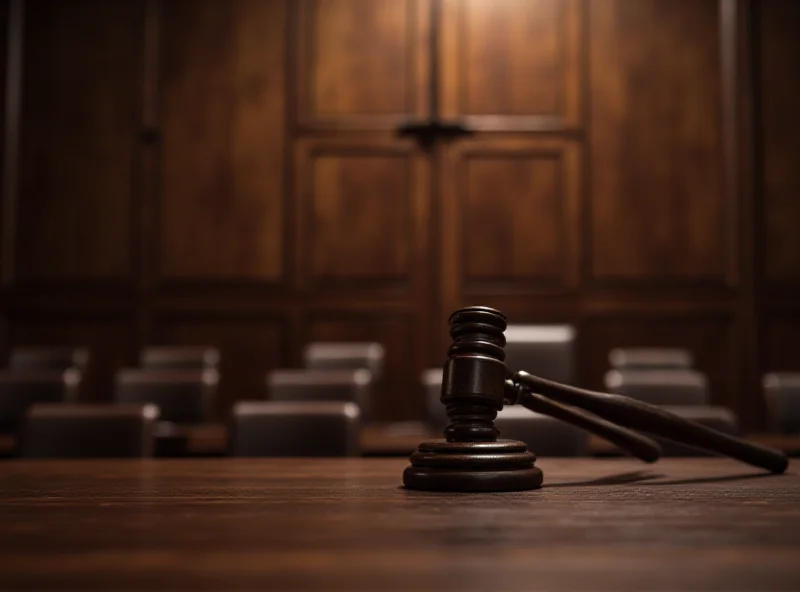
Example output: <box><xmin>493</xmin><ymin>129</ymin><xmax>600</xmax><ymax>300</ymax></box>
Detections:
<box><xmin>0</xmin><ymin>0</ymin><xmax>798</xmax><ymax>429</ymax></box>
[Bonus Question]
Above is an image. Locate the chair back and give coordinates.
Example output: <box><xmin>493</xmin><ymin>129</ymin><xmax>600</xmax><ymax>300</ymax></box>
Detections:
<box><xmin>303</xmin><ymin>342</ymin><xmax>385</xmax><ymax>380</ymax></box>
<box><xmin>421</xmin><ymin>368</ymin><xmax>446</xmax><ymax>430</ymax></box>
<box><xmin>9</xmin><ymin>347</ymin><xmax>89</xmax><ymax>373</ymax></box>
<box><xmin>0</xmin><ymin>370</ymin><xmax>81</xmax><ymax>433</ymax></box>
<box><xmin>605</xmin><ymin>369</ymin><xmax>709</xmax><ymax>406</ymax></box>
<box><xmin>494</xmin><ymin>406</ymin><xmax>589</xmax><ymax>457</ymax></box>
<box><xmin>763</xmin><ymin>373</ymin><xmax>800</xmax><ymax>433</ymax></box>
<box><xmin>114</xmin><ymin>369</ymin><xmax>218</xmax><ymax>423</ymax></box>
<box><xmin>230</xmin><ymin>401</ymin><xmax>360</xmax><ymax>457</ymax></box>
<box><xmin>20</xmin><ymin>403</ymin><xmax>159</xmax><ymax>458</ymax></box>
<box><xmin>140</xmin><ymin>346</ymin><xmax>220</xmax><ymax>370</ymax></box>
<box><xmin>504</xmin><ymin>325</ymin><xmax>575</xmax><ymax>383</ymax></box>
<box><xmin>608</xmin><ymin>347</ymin><xmax>693</xmax><ymax>370</ymax></box>
<box><xmin>267</xmin><ymin>369</ymin><xmax>372</xmax><ymax>419</ymax></box>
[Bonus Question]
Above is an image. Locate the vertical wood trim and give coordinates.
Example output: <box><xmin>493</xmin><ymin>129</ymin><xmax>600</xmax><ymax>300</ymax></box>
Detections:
<box><xmin>563</xmin><ymin>0</ymin><xmax>583</xmax><ymax>128</ymax></box>
<box><xmin>721</xmin><ymin>0</ymin><xmax>741</xmax><ymax>289</ymax></box>
<box><xmin>736</xmin><ymin>0</ymin><xmax>760</xmax><ymax>429</ymax></box>
<box><xmin>722</xmin><ymin>0</ymin><xmax>759</xmax><ymax>429</ymax></box>
<box><xmin>136</xmin><ymin>0</ymin><xmax>161</xmax><ymax>350</ymax></box>
<box><xmin>1</xmin><ymin>0</ymin><xmax>21</xmax><ymax>286</ymax></box>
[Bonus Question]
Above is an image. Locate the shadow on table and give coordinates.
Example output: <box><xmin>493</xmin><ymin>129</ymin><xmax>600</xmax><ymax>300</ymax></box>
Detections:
<box><xmin>545</xmin><ymin>469</ymin><xmax>789</xmax><ymax>488</ymax></box>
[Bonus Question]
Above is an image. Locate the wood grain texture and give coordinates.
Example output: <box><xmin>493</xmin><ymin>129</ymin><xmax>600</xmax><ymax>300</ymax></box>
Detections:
<box><xmin>16</xmin><ymin>0</ymin><xmax>140</xmax><ymax>280</ymax></box>
<box><xmin>0</xmin><ymin>458</ymin><xmax>797</xmax><ymax>591</ymax></box>
<box><xmin>760</xmin><ymin>0</ymin><xmax>800</xmax><ymax>283</ymax></box>
<box><xmin>0</xmin><ymin>0</ymin><xmax>7</xmax><ymax>281</ymax></box>
<box><xmin>449</xmin><ymin>139</ymin><xmax>580</xmax><ymax>294</ymax></box>
<box><xmin>584</xmin><ymin>315</ymin><xmax>736</xmax><ymax>409</ymax></box>
<box><xmin>588</xmin><ymin>0</ymin><xmax>728</xmax><ymax>282</ymax></box>
<box><xmin>764</xmin><ymin>317</ymin><xmax>800</xmax><ymax>373</ymax></box>
<box><xmin>6</xmin><ymin>314</ymin><xmax>137</xmax><ymax>403</ymax></box>
<box><xmin>306</xmin><ymin>314</ymin><xmax>419</xmax><ymax>421</ymax></box>
<box><xmin>297</xmin><ymin>142</ymin><xmax>420</xmax><ymax>285</ymax></box>
<box><xmin>297</xmin><ymin>0</ymin><xmax>424</xmax><ymax>126</ymax></box>
<box><xmin>154</xmin><ymin>316</ymin><xmax>285</xmax><ymax>417</ymax></box>
<box><xmin>441</xmin><ymin>0</ymin><xmax>581</xmax><ymax>129</ymax></box>
<box><xmin>160</xmin><ymin>0</ymin><xmax>285</xmax><ymax>280</ymax></box>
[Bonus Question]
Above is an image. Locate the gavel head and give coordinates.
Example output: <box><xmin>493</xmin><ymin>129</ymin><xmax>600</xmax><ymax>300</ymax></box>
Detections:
<box><xmin>441</xmin><ymin>306</ymin><xmax>508</xmax><ymax>442</ymax></box>
<box><xmin>403</xmin><ymin>305</ymin><xmax>542</xmax><ymax>492</ymax></box>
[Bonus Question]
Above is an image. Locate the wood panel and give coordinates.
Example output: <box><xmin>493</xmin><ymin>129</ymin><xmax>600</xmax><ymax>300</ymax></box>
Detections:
<box><xmin>7</xmin><ymin>314</ymin><xmax>138</xmax><ymax>403</ymax></box>
<box><xmin>441</xmin><ymin>138</ymin><xmax>580</xmax><ymax>313</ymax></box>
<box><xmin>160</xmin><ymin>0</ymin><xmax>286</xmax><ymax>281</ymax></box>
<box><xmin>764</xmin><ymin>317</ymin><xmax>800</xmax><ymax>374</ymax></box>
<box><xmin>16</xmin><ymin>0</ymin><xmax>140</xmax><ymax>281</ymax></box>
<box><xmin>296</xmin><ymin>139</ymin><xmax>429</xmax><ymax>291</ymax></box>
<box><xmin>588</xmin><ymin>0</ymin><xmax>729</xmax><ymax>284</ymax></box>
<box><xmin>583</xmin><ymin>315</ymin><xmax>736</xmax><ymax>410</ymax></box>
<box><xmin>760</xmin><ymin>0</ymin><xmax>800</xmax><ymax>284</ymax></box>
<box><xmin>441</xmin><ymin>0</ymin><xmax>582</xmax><ymax>130</ymax></box>
<box><xmin>0</xmin><ymin>0</ymin><xmax>7</xmax><ymax>281</ymax></box>
<box><xmin>296</xmin><ymin>0</ymin><xmax>427</xmax><ymax>128</ymax></box>
<box><xmin>305</xmin><ymin>313</ymin><xmax>418</xmax><ymax>421</ymax></box>
<box><xmin>154</xmin><ymin>316</ymin><xmax>286</xmax><ymax>418</ymax></box>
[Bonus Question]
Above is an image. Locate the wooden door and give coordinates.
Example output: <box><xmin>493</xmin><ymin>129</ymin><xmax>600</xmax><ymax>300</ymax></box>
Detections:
<box><xmin>292</xmin><ymin>0</ymin><xmax>433</xmax><ymax>419</ymax></box>
<box><xmin>437</xmin><ymin>0</ymin><xmax>584</xmax><ymax>348</ymax></box>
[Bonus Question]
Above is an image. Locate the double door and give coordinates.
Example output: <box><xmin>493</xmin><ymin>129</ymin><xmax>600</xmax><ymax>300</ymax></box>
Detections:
<box><xmin>298</xmin><ymin>0</ymin><xmax>583</xmax><ymax>359</ymax></box>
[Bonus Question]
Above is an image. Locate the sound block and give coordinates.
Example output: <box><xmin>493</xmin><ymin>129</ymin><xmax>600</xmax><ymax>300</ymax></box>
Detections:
<box><xmin>403</xmin><ymin>439</ymin><xmax>543</xmax><ymax>492</ymax></box>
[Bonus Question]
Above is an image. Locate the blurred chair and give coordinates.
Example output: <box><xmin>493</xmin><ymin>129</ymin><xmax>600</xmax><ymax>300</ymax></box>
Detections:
<box><xmin>763</xmin><ymin>373</ymin><xmax>800</xmax><ymax>433</ymax></box>
<box><xmin>303</xmin><ymin>342</ymin><xmax>385</xmax><ymax>380</ymax></box>
<box><xmin>19</xmin><ymin>403</ymin><xmax>159</xmax><ymax>458</ymax></box>
<box><xmin>495</xmin><ymin>406</ymin><xmax>589</xmax><ymax>457</ymax></box>
<box><xmin>230</xmin><ymin>401</ymin><xmax>360</xmax><ymax>457</ymax></box>
<box><xmin>422</xmin><ymin>367</ymin><xmax>446</xmax><ymax>430</ymax></box>
<box><xmin>267</xmin><ymin>369</ymin><xmax>373</xmax><ymax>420</ymax></box>
<box><xmin>0</xmin><ymin>370</ymin><xmax>81</xmax><ymax>433</ymax></box>
<box><xmin>604</xmin><ymin>369</ymin><xmax>709</xmax><ymax>406</ymax></box>
<box><xmin>609</xmin><ymin>347</ymin><xmax>693</xmax><ymax>370</ymax></box>
<box><xmin>114</xmin><ymin>369</ymin><xmax>218</xmax><ymax>424</ymax></box>
<box><xmin>504</xmin><ymin>325</ymin><xmax>575</xmax><ymax>383</ymax></box>
<box><xmin>140</xmin><ymin>346</ymin><xmax>220</xmax><ymax>371</ymax></box>
<box><xmin>606</xmin><ymin>366</ymin><xmax>739</xmax><ymax>456</ymax></box>
<box><xmin>9</xmin><ymin>346</ymin><xmax>89</xmax><ymax>373</ymax></box>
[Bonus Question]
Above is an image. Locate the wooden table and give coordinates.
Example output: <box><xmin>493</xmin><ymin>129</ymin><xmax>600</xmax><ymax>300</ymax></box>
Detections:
<box><xmin>1</xmin><ymin>458</ymin><xmax>798</xmax><ymax>590</ymax></box>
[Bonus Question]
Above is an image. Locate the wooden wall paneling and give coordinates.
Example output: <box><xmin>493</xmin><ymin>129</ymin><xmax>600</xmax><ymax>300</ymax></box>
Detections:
<box><xmin>16</xmin><ymin>0</ymin><xmax>141</xmax><ymax>282</ymax></box>
<box><xmin>160</xmin><ymin>0</ymin><xmax>287</xmax><ymax>282</ymax></box>
<box><xmin>583</xmin><ymin>314</ymin><xmax>737</xmax><ymax>410</ymax></box>
<box><xmin>0</xmin><ymin>0</ymin><xmax>8</xmax><ymax>282</ymax></box>
<box><xmin>588</xmin><ymin>0</ymin><xmax>732</xmax><ymax>286</ymax></box>
<box><xmin>440</xmin><ymin>138</ymin><xmax>581</xmax><ymax>319</ymax></box>
<box><xmin>153</xmin><ymin>315</ymin><xmax>287</xmax><ymax>419</ymax></box>
<box><xmin>763</xmin><ymin>317</ymin><xmax>800</xmax><ymax>374</ymax></box>
<box><xmin>7</xmin><ymin>313</ymin><xmax>138</xmax><ymax>402</ymax></box>
<box><xmin>296</xmin><ymin>0</ymin><xmax>429</xmax><ymax>129</ymax></box>
<box><xmin>440</xmin><ymin>0</ymin><xmax>582</xmax><ymax>131</ymax></box>
<box><xmin>294</xmin><ymin>138</ymin><xmax>429</xmax><ymax>296</ymax></box>
<box><xmin>304</xmin><ymin>313</ymin><xmax>419</xmax><ymax>421</ymax></box>
<box><xmin>759</xmin><ymin>0</ymin><xmax>800</xmax><ymax>286</ymax></box>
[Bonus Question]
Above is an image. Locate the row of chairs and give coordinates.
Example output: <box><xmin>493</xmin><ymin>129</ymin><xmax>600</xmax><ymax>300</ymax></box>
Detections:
<box><xmin>4</xmin><ymin>344</ymin><xmax>381</xmax><ymax>458</ymax></box>
<box><xmin>19</xmin><ymin>400</ymin><xmax>362</xmax><ymax>458</ymax></box>
<box><xmin>4</xmin><ymin>341</ymin><xmax>800</xmax><ymax>458</ymax></box>
<box><xmin>4</xmin><ymin>343</ymin><xmax>385</xmax><ymax>378</ymax></box>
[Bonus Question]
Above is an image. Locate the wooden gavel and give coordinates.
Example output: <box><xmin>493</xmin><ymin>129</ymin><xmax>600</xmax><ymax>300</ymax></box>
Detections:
<box><xmin>404</xmin><ymin>306</ymin><xmax>788</xmax><ymax>492</ymax></box>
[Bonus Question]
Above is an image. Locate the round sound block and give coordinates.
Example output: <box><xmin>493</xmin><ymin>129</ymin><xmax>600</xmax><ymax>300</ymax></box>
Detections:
<box><xmin>403</xmin><ymin>439</ymin><xmax>543</xmax><ymax>492</ymax></box>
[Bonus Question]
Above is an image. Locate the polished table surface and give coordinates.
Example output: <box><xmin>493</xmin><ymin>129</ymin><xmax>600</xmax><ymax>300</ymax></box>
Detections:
<box><xmin>1</xmin><ymin>458</ymin><xmax>799</xmax><ymax>591</ymax></box>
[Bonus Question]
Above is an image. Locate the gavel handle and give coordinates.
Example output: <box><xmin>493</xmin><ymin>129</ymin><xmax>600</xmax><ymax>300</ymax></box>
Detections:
<box><xmin>515</xmin><ymin>387</ymin><xmax>661</xmax><ymax>463</ymax></box>
<box><xmin>513</xmin><ymin>370</ymin><xmax>789</xmax><ymax>474</ymax></box>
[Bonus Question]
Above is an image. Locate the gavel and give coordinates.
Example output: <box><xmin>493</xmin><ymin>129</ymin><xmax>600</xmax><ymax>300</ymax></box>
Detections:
<box><xmin>403</xmin><ymin>306</ymin><xmax>788</xmax><ymax>492</ymax></box>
